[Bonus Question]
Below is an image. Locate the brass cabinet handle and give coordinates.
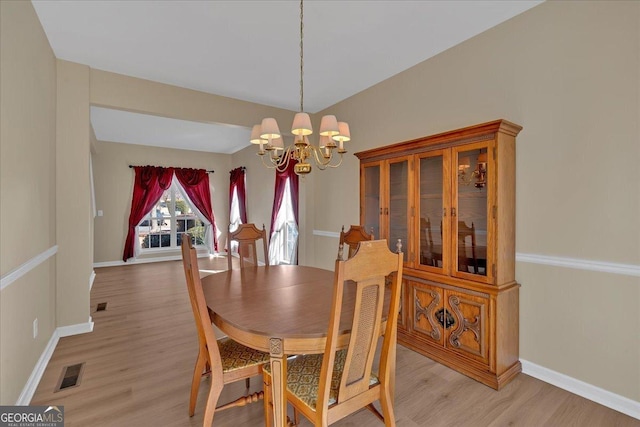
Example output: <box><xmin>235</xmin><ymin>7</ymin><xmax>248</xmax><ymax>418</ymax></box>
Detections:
<box><xmin>451</xmin><ymin>207</ymin><xmax>457</xmax><ymax>217</ymax></box>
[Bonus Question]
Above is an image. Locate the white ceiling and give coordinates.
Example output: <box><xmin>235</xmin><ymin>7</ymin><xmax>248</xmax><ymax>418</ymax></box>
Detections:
<box><xmin>33</xmin><ymin>0</ymin><xmax>542</xmax><ymax>154</ymax></box>
<box><xmin>90</xmin><ymin>107</ymin><xmax>251</xmax><ymax>154</ymax></box>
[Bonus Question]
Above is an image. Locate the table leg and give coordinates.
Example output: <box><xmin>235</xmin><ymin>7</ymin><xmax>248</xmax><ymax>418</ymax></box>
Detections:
<box><xmin>269</xmin><ymin>338</ymin><xmax>287</xmax><ymax>427</ymax></box>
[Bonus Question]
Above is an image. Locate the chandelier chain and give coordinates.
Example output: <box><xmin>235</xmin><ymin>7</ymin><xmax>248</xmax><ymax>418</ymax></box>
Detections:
<box><xmin>299</xmin><ymin>0</ymin><xmax>304</xmax><ymax>113</ymax></box>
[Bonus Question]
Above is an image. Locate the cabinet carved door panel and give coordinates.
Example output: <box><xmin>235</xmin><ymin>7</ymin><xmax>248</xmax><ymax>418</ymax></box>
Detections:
<box><xmin>444</xmin><ymin>290</ymin><xmax>489</xmax><ymax>364</ymax></box>
<box><xmin>411</xmin><ymin>282</ymin><xmax>444</xmax><ymax>346</ymax></box>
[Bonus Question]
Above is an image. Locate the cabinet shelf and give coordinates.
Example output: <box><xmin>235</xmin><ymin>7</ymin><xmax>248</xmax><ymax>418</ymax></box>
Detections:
<box><xmin>420</xmin><ymin>194</ymin><xmax>443</xmax><ymax>200</ymax></box>
<box><xmin>457</xmin><ymin>191</ymin><xmax>488</xmax><ymax>199</ymax></box>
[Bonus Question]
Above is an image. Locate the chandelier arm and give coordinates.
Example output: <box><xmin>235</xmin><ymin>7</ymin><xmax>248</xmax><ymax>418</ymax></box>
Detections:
<box><xmin>259</xmin><ymin>146</ymin><xmax>292</xmax><ymax>172</ymax></box>
<box><xmin>309</xmin><ymin>145</ymin><xmax>333</xmax><ymax>167</ymax></box>
<box><xmin>309</xmin><ymin>146</ymin><xmax>344</xmax><ymax>170</ymax></box>
<box><xmin>323</xmin><ymin>152</ymin><xmax>344</xmax><ymax>169</ymax></box>
<box><xmin>458</xmin><ymin>169</ymin><xmax>480</xmax><ymax>185</ymax></box>
<box><xmin>275</xmin><ymin>146</ymin><xmax>295</xmax><ymax>173</ymax></box>
<box><xmin>314</xmin><ymin>154</ymin><xmax>343</xmax><ymax>171</ymax></box>
<box><xmin>259</xmin><ymin>154</ymin><xmax>279</xmax><ymax>170</ymax></box>
<box><xmin>284</xmin><ymin>148</ymin><xmax>295</xmax><ymax>172</ymax></box>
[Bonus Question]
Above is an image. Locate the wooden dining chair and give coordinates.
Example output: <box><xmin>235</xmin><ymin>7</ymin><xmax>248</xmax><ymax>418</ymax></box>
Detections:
<box><xmin>420</xmin><ymin>217</ymin><xmax>443</xmax><ymax>267</ymax></box>
<box><xmin>263</xmin><ymin>239</ymin><xmax>404</xmax><ymax>427</ymax></box>
<box><xmin>181</xmin><ymin>235</ymin><xmax>270</xmax><ymax>425</ymax></box>
<box><xmin>457</xmin><ymin>221</ymin><xmax>478</xmax><ymax>273</ymax></box>
<box><xmin>337</xmin><ymin>225</ymin><xmax>374</xmax><ymax>260</ymax></box>
<box><xmin>227</xmin><ymin>223</ymin><xmax>269</xmax><ymax>270</ymax></box>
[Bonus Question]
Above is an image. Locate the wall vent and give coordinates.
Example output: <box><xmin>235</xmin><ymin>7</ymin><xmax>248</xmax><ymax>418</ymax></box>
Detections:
<box><xmin>96</xmin><ymin>302</ymin><xmax>107</xmax><ymax>312</ymax></box>
<box><xmin>55</xmin><ymin>363</ymin><xmax>84</xmax><ymax>392</ymax></box>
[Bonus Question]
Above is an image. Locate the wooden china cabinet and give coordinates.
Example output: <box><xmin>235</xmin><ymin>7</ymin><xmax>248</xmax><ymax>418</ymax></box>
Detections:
<box><xmin>355</xmin><ymin>120</ymin><xmax>522</xmax><ymax>389</ymax></box>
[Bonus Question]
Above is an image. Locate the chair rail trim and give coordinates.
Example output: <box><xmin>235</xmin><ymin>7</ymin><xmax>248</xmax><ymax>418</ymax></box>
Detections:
<box><xmin>1</xmin><ymin>246</ymin><xmax>58</xmax><ymax>291</ymax></box>
<box><xmin>516</xmin><ymin>252</ymin><xmax>640</xmax><ymax>277</ymax></box>
<box><xmin>312</xmin><ymin>230</ymin><xmax>639</xmax><ymax>278</ymax></box>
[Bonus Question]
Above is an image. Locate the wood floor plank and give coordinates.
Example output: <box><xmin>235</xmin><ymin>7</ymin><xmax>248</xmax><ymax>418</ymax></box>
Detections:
<box><xmin>30</xmin><ymin>257</ymin><xmax>639</xmax><ymax>426</ymax></box>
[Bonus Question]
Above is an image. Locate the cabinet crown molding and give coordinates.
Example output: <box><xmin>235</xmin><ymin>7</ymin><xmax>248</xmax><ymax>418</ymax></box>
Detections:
<box><xmin>355</xmin><ymin>119</ymin><xmax>522</xmax><ymax>161</ymax></box>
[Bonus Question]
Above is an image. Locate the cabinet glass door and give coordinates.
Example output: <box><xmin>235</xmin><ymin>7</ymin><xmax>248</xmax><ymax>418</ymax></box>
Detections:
<box><xmin>454</xmin><ymin>146</ymin><xmax>489</xmax><ymax>278</ymax></box>
<box><xmin>362</xmin><ymin>163</ymin><xmax>381</xmax><ymax>240</ymax></box>
<box><xmin>387</xmin><ymin>158</ymin><xmax>410</xmax><ymax>262</ymax></box>
<box><xmin>416</xmin><ymin>151</ymin><xmax>448</xmax><ymax>273</ymax></box>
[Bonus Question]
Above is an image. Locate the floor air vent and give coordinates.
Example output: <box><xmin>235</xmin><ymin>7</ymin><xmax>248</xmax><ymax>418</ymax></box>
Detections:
<box><xmin>55</xmin><ymin>363</ymin><xmax>84</xmax><ymax>392</ymax></box>
<box><xmin>96</xmin><ymin>302</ymin><xmax>107</xmax><ymax>312</ymax></box>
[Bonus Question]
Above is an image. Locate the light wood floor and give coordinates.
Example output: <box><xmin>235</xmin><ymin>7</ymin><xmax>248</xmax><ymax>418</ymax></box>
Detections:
<box><xmin>32</xmin><ymin>257</ymin><xmax>638</xmax><ymax>427</ymax></box>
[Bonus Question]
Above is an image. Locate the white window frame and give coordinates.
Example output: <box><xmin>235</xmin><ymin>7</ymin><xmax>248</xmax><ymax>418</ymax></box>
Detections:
<box><xmin>135</xmin><ymin>178</ymin><xmax>209</xmax><ymax>255</ymax></box>
<box><xmin>268</xmin><ymin>179</ymin><xmax>298</xmax><ymax>265</ymax></box>
<box><xmin>228</xmin><ymin>186</ymin><xmax>243</xmax><ymax>255</ymax></box>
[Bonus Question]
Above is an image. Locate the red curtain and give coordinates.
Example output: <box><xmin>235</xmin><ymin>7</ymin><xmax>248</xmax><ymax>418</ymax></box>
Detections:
<box><xmin>123</xmin><ymin>166</ymin><xmax>174</xmax><ymax>261</ymax></box>
<box><xmin>229</xmin><ymin>167</ymin><xmax>247</xmax><ymax>223</ymax></box>
<box><xmin>175</xmin><ymin>168</ymin><xmax>218</xmax><ymax>252</ymax></box>
<box><xmin>269</xmin><ymin>160</ymin><xmax>299</xmax><ymax>244</ymax></box>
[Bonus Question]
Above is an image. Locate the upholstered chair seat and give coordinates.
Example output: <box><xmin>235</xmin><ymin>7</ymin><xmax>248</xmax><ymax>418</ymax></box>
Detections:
<box><xmin>218</xmin><ymin>337</ymin><xmax>271</xmax><ymax>373</ymax></box>
<box><xmin>263</xmin><ymin>349</ymin><xmax>380</xmax><ymax>411</ymax></box>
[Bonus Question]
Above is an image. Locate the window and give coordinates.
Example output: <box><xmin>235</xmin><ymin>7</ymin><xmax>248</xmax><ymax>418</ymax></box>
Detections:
<box><xmin>228</xmin><ymin>186</ymin><xmax>242</xmax><ymax>254</ymax></box>
<box><xmin>229</xmin><ymin>187</ymin><xmax>242</xmax><ymax>233</ymax></box>
<box><xmin>137</xmin><ymin>178</ymin><xmax>207</xmax><ymax>252</ymax></box>
<box><xmin>269</xmin><ymin>178</ymin><xmax>298</xmax><ymax>265</ymax></box>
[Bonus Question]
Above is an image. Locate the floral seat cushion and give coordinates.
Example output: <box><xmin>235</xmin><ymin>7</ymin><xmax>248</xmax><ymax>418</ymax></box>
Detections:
<box><xmin>264</xmin><ymin>349</ymin><xmax>379</xmax><ymax>411</ymax></box>
<box><xmin>218</xmin><ymin>337</ymin><xmax>270</xmax><ymax>372</ymax></box>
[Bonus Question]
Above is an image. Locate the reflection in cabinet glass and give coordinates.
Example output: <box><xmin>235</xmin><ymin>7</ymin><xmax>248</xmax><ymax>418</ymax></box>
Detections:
<box><xmin>455</xmin><ymin>147</ymin><xmax>488</xmax><ymax>277</ymax></box>
<box><xmin>388</xmin><ymin>159</ymin><xmax>409</xmax><ymax>262</ymax></box>
<box><xmin>362</xmin><ymin>164</ymin><xmax>381</xmax><ymax>239</ymax></box>
<box><xmin>418</xmin><ymin>152</ymin><xmax>446</xmax><ymax>273</ymax></box>
<box><xmin>356</xmin><ymin>120</ymin><xmax>522</xmax><ymax>390</ymax></box>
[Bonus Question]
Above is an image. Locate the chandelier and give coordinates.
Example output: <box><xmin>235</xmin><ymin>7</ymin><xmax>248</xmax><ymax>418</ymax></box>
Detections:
<box><xmin>458</xmin><ymin>152</ymin><xmax>487</xmax><ymax>189</ymax></box>
<box><xmin>250</xmin><ymin>0</ymin><xmax>350</xmax><ymax>176</ymax></box>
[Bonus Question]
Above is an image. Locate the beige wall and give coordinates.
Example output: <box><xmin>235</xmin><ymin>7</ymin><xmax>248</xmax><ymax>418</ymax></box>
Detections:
<box><xmin>56</xmin><ymin>59</ymin><xmax>92</xmax><ymax>327</ymax></box>
<box><xmin>0</xmin><ymin>0</ymin><xmax>57</xmax><ymax>404</ymax></box>
<box><xmin>92</xmin><ymin>141</ymin><xmax>231</xmax><ymax>263</ymax></box>
<box><xmin>302</xmin><ymin>0</ymin><xmax>639</xmax><ymax>401</ymax></box>
<box><xmin>229</xmin><ymin>147</ymin><xmax>277</xmax><ymax>230</ymax></box>
<box><xmin>90</xmin><ymin>68</ymin><xmax>294</xmax><ymax>131</ymax></box>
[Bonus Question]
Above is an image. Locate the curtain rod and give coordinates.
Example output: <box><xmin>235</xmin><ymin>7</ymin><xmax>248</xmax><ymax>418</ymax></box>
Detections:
<box><xmin>128</xmin><ymin>165</ymin><xmax>214</xmax><ymax>173</ymax></box>
<box><xmin>230</xmin><ymin>166</ymin><xmax>246</xmax><ymax>173</ymax></box>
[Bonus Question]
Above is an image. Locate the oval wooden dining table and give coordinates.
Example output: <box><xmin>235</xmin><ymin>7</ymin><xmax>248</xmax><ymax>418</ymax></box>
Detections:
<box><xmin>200</xmin><ymin>265</ymin><xmax>394</xmax><ymax>427</ymax></box>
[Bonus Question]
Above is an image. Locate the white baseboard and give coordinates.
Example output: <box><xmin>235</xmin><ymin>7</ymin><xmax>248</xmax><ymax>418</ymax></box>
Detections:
<box><xmin>15</xmin><ymin>329</ymin><xmax>59</xmax><ymax>405</ymax></box>
<box><xmin>16</xmin><ymin>317</ymin><xmax>93</xmax><ymax>405</ymax></box>
<box><xmin>521</xmin><ymin>359</ymin><xmax>640</xmax><ymax>420</ymax></box>
<box><xmin>58</xmin><ymin>317</ymin><xmax>94</xmax><ymax>338</ymax></box>
<box><xmin>94</xmin><ymin>252</ymin><xmax>218</xmax><ymax>268</ymax></box>
<box><xmin>89</xmin><ymin>270</ymin><xmax>96</xmax><ymax>291</ymax></box>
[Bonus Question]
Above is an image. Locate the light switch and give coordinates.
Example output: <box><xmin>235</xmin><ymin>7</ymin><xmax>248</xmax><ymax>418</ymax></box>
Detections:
<box><xmin>97</xmin><ymin>210</ymin><xmax>104</xmax><ymax>217</ymax></box>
